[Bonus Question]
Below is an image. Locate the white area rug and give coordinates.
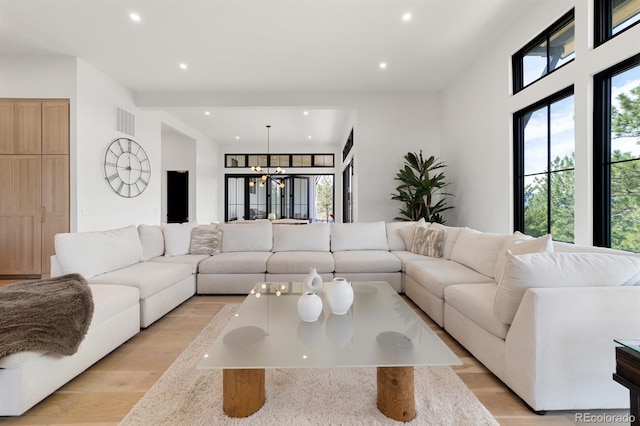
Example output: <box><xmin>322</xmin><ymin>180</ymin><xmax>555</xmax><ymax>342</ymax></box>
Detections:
<box><xmin>120</xmin><ymin>304</ymin><xmax>497</xmax><ymax>425</ymax></box>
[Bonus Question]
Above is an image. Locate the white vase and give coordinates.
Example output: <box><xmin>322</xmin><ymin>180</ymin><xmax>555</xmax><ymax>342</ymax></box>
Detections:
<box><xmin>297</xmin><ymin>291</ymin><xmax>323</xmax><ymax>322</ymax></box>
<box><xmin>325</xmin><ymin>277</ymin><xmax>354</xmax><ymax>315</ymax></box>
<box><xmin>304</xmin><ymin>267</ymin><xmax>323</xmax><ymax>294</ymax></box>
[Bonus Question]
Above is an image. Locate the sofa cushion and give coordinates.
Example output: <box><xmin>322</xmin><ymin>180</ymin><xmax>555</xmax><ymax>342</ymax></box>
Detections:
<box><xmin>332</xmin><ymin>250</ymin><xmax>401</xmax><ymax>273</ymax></box>
<box><xmin>151</xmin><ymin>254</ymin><xmax>209</xmax><ymax>274</ymax></box>
<box><xmin>55</xmin><ymin>225</ymin><xmax>143</xmax><ymax>279</ymax></box>
<box><xmin>273</xmin><ymin>223</ymin><xmax>330</xmax><ymax>252</ymax></box>
<box><xmin>88</xmin><ymin>262</ymin><xmax>191</xmax><ymax>299</ymax></box>
<box><xmin>198</xmin><ymin>252</ymin><xmax>272</xmax><ymax>274</ymax></box>
<box><xmin>386</xmin><ymin>220</ymin><xmax>424</xmax><ymax>251</ymax></box>
<box><xmin>428</xmin><ymin>223</ymin><xmax>463</xmax><ymax>259</ymax></box>
<box><xmin>331</xmin><ymin>222</ymin><xmax>388</xmax><ymax>251</ymax></box>
<box><xmin>445</xmin><ymin>283</ymin><xmax>509</xmax><ymax>340</ymax></box>
<box><xmin>137</xmin><ymin>224</ymin><xmax>165</xmax><ymax>261</ymax></box>
<box><xmin>494</xmin><ymin>251</ymin><xmax>640</xmax><ymax>325</ymax></box>
<box><xmin>267</xmin><ymin>251</ymin><xmax>335</xmax><ymax>274</ymax></box>
<box><xmin>392</xmin><ymin>251</ymin><xmax>439</xmax><ymax>271</ymax></box>
<box><xmin>221</xmin><ymin>221</ymin><xmax>273</xmax><ymax>252</ymax></box>
<box><xmin>411</xmin><ymin>227</ymin><xmax>445</xmax><ymax>258</ymax></box>
<box><xmin>189</xmin><ymin>225</ymin><xmax>222</xmax><ymax>255</ymax></box>
<box><xmin>450</xmin><ymin>228</ymin><xmax>511</xmax><ymax>278</ymax></box>
<box><xmin>405</xmin><ymin>259</ymin><xmax>494</xmax><ymax>299</ymax></box>
<box><xmin>163</xmin><ymin>222</ymin><xmax>198</xmax><ymax>256</ymax></box>
<box><xmin>493</xmin><ymin>233</ymin><xmax>553</xmax><ymax>281</ymax></box>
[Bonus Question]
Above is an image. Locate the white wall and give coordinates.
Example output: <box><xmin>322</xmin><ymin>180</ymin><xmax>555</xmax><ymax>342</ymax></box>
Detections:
<box><xmin>1</xmin><ymin>55</ymin><xmax>218</xmax><ymax>231</ymax></box>
<box><xmin>440</xmin><ymin>1</ymin><xmax>640</xmax><ymax>242</ymax></box>
<box><xmin>161</xmin><ymin>127</ymin><xmax>196</xmax><ymax>222</ymax></box>
<box><xmin>138</xmin><ymin>92</ymin><xmax>441</xmax><ymax>223</ymax></box>
<box><xmin>75</xmin><ymin>59</ymin><xmax>162</xmax><ymax>230</ymax></box>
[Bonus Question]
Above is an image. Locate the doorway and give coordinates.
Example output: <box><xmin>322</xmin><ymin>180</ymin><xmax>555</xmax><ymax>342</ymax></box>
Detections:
<box><xmin>167</xmin><ymin>171</ymin><xmax>189</xmax><ymax>223</ymax></box>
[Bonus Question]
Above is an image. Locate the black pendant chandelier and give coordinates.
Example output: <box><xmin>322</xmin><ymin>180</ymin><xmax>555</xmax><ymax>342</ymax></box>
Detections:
<box><xmin>249</xmin><ymin>125</ymin><xmax>285</xmax><ymax>188</ymax></box>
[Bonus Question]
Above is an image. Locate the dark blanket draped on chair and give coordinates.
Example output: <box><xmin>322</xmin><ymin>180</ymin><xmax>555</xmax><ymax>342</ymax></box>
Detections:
<box><xmin>0</xmin><ymin>274</ymin><xmax>94</xmax><ymax>359</ymax></box>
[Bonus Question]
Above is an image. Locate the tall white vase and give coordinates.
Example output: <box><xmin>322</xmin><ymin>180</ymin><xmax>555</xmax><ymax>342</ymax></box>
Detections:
<box><xmin>325</xmin><ymin>277</ymin><xmax>354</xmax><ymax>315</ymax></box>
<box><xmin>297</xmin><ymin>291</ymin><xmax>323</xmax><ymax>322</ymax></box>
<box><xmin>304</xmin><ymin>267</ymin><xmax>323</xmax><ymax>294</ymax></box>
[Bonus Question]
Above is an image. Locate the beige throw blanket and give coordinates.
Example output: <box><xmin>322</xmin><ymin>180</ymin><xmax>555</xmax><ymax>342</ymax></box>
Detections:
<box><xmin>0</xmin><ymin>274</ymin><xmax>94</xmax><ymax>359</ymax></box>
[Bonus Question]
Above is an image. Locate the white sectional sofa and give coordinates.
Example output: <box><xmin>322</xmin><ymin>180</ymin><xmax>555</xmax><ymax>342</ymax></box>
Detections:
<box><xmin>400</xmin><ymin>222</ymin><xmax>640</xmax><ymax>412</ymax></box>
<box><xmin>2</xmin><ymin>219</ymin><xmax>639</xmax><ymax>416</ymax></box>
<box><xmin>196</xmin><ymin>221</ymin><xmax>402</xmax><ymax>293</ymax></box>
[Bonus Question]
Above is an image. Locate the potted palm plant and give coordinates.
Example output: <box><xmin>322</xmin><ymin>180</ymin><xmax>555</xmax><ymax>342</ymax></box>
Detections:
<box><xmin>391</xmin><ymin>150</ymin><xmax>454</xmax><ymax>223</ymax></box>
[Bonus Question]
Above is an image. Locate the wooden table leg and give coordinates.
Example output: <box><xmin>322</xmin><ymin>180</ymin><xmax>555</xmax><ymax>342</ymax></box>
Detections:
<box><xmin>377</xmin><ymin>366</ymin><xmax>416</xmax><ymax>422</ymax></box>
<box><xmin>223</xmin><ymin>368</ymin><xmax>265</xmax><ymax>417</ymax></box>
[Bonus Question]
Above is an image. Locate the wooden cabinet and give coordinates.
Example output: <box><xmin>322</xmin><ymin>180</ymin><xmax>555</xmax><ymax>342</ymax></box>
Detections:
<box><xmin>0</xmin><ymin>99</ymin><xmax>69</xmax><ymax>277</ymax></box>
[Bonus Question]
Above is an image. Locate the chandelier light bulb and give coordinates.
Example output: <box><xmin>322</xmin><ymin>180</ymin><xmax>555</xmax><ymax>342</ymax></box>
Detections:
<box><xmin>255</xmin><ymin>166</ymin><xmax>262</xmax><ymax>172</ymax></box>
<box><xmin>259</xmin><ymin>181</ymin><xmax>265</xmax><ymax>188</ymax></box>
<box><xmin>275</xmin><ymin>167</ymin><xmax>282</xmax><ymax>173</ymax></box>
<box><xmin>248</xmin><ymin>181</ymin><xmax>255</xmax><ymax>187</ymax></box>
<box><xmin>261</xmin><ymin>174</ymin><xmax>268</xmax><ymax>181</ymax></box>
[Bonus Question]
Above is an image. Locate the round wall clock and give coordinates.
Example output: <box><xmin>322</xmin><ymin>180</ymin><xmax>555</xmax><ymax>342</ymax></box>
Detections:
<box><xmin>104</xmin><ymin>138</ymin><xmax>151</xmax><ymax>198</ymax></box>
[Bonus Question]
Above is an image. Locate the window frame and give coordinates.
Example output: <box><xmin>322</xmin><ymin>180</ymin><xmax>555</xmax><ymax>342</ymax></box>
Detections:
<box><xmin>595</xmin><ymin>0</ymin><xmax>640</xmax><ymax>47</ymax></box>
<box><xmin>593</xmin><ymin>52</ymin><xmax>640</xmax><ymax>247</ymax></box>
<box><xmin>513</xmin><ymin>85</ymin><xmax>575</xmax><ymax>237</ymax></box>
<box><xmin>512</xmin><ymin>9</ymin><xmax>575</xmax><ymax>93</ymax></box>
<box><xmin>225</xmin><ymin>153</ymin><xmax>334</xmax><ymax>169</ymax></box>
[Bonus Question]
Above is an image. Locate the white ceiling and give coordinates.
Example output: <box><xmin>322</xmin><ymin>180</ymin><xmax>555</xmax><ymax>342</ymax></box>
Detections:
<box><xmin>0</xmin><ymin>0</ymin><xmax>538</xmax><ymax>145</ymax></box>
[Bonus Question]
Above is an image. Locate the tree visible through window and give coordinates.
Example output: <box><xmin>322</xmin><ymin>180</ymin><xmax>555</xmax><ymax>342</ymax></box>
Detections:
<box><xmin>595</xmin><ymin>58</ymin><xmax>640</xmax><ymax>252</ymax></box>
<box><xmin>514</xmin><ymin>88</ymin><xmax>575</xmax><ymax>241</ymax></box>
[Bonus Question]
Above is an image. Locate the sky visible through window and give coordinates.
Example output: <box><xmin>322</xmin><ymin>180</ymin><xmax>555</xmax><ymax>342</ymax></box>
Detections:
<box><xmin>524</xmin><ymin>95</ymin><xmax>575</xmax><ymax>176</ymax></box>
<box><xmin>611</xmin><ymin>65</ymin><xmax>640</xmax><ymax>156</ymax></box>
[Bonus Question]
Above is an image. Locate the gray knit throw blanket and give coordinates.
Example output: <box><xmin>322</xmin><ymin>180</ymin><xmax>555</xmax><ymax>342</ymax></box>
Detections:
<box><xmin>0</xmin><ymin>273</ymin><xmax>94</xmax><ymax>359</ymax></box>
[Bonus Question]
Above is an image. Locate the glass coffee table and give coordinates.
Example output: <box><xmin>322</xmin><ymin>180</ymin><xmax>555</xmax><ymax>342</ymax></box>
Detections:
<box><xmin>198</xmin><ymin>281</ymin><xmax>461</xmax><ymax>421</ymax></box>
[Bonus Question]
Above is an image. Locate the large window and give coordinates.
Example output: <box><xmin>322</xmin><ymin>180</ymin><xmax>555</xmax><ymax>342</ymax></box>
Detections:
<box><xmin>512</xmin><ymin>10</ymin><xmax>575</xmax><ymax>93</ymax></box>
<box><xmin>224</xmin><ymin>174</ymin><xmax>334</xmax><ymax>223</ymax></box>
<box><xmin>594</xmin><ymin>54</ymin><xmax>640</xmax><ymax>251</ymax></box>
<box><xmin>595</xmin><ymin>0</ymin><xmax>640</xmax><ymax>46</ymax></box>
<box><xmin>514</xmin><ymin>87</ymin><xmax>575</xmax><ymax>241</ymax></box>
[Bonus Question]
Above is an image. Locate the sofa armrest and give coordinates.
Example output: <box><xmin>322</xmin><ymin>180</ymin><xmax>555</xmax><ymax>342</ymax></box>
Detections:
<box><xmin>50</xmin><ymin>255</ymin><xmax>62</xmax><ymax>278</ymax></box>
<box><xmin>505</xmin><ymin>286</ymin><xmax>640</xmax><ymax>411</ymax></box>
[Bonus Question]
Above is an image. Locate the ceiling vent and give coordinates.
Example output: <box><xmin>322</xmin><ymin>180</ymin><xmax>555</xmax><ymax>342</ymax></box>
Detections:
<box><xmin>115</xmin><ymin>106</ymin><xmax>136</xmax><ymax>137</ymax></box>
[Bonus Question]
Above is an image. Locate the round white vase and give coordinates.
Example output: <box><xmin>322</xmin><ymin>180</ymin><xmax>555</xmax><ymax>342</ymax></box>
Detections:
<box><xmin>304</xmin><ymin>267</ymin><xmax>323</xmax><ymax>294</ymax></box>
<box><xmin>297</xmin><ymin>291</ymin><xmax>323</xmax><ymax>322</ymax></box>
<box><xmin>325</xmin><ymin>277</ymin><xmax>354</xmax><ymax>315</ymax></box>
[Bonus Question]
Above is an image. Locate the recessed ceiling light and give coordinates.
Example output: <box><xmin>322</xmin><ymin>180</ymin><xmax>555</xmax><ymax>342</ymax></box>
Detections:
<box><xmin>204</xmin><ymin>111</ymin><xmax>210</xmax><ymax>116</ymax></box>
<box><xmin>379</xmin><ymin>62</ymin><xmax>387</xmax><ymax>69</ymax></box>
<box><xmin>179</xmin><ymin>63</ymin><xmax>188</xmax><ymax>70</ymax></box>
<box><xmin>235</xmin><ymin>136</ymin><xmax>240</xmax><ymax>140</ymax></box>
<box><xmin>307</xmin><ymin>136</ymin><xmax>312</xmax><ymax>139</ymax></box>
<box><xmin>129</xmin><ymin>12</ymin><xmax>141</xmax><ymax>22</ymax></box>
<box><xmin>402</xmin><ymin>13</ymin><xmax>412</xmax><ymax>22</ymax></box>
<box><xmin>303</xmin><ymin>111</ymin><xmax>309</xmax><ymax>115</ymax></box>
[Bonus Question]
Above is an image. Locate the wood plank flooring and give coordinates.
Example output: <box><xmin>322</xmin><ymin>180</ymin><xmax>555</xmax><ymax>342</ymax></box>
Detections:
<box><xmin>0</xmin><ymin>292</ymin><xmax>631</xmax><ymax>425</ymax></box>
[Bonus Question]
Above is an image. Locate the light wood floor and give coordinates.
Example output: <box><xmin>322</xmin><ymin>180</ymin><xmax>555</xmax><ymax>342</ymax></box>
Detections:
<box><xmin>0</xmin><ymin>292</ymin><xmax>631</xmax><ymax>425</ymax></box>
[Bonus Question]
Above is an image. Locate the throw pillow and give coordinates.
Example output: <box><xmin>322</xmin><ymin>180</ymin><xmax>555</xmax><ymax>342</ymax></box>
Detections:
<box><xmin>493</xmin><ymin>251</ymin><xmax>640</xmax><ymax>325</ymax></box>
<box><xmin>189</xmin><ymin>225</ymin><xmax>222</xmax><ymax>255</ymax></box>
<box><xmin>428</xmin><ymin>223</ymin><xmax>463</xmax><ymax>259</ymax></box>
<box><xmin>163</xmin><ymin>222</ymin><xmax>198</xmax><ymax>256</ymax></box>
<box><xmin>493</xmin><ymin>232</ymin><xmax>553</xmax><ymax>281</ymax></box>
<box><xmin>410</xmin><ymin>227</ymin><xmax>445</xmax><ymax>257</ymax></box>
